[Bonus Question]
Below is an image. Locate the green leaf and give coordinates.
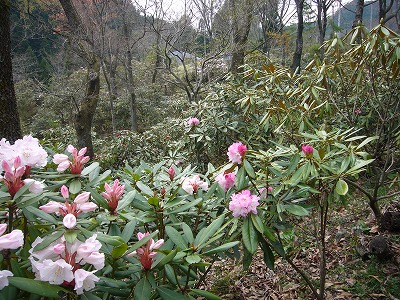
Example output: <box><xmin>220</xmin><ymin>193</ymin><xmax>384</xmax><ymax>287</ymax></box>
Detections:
<box><xmin>136</xmin><ymin>181</ymin><xmax>153</xmax><ymax>196</ymax></box>
<box><xmin>356</xmin><ymin>136</ymin><xmax>378</xmax><ymax>150</ymax></box>
<box><xmin>165</xmin><ymin>226</ymin><xmax>187</xmax><ymax>250</ymax></box>
<box><xmin>69</xmin><ymin>179</ymin><xmax>81</xmax><ymax>194</ymax></box>
<box><xmin>33</xmin><ymin>230</ymin><xmax>64</xmax><ymax>252</ymax></box>
<box><xmin>24</xmin><ymin>206</ymin><xmax>58</xmax><ymax>224</ymax></box>
<box><xmin>148</xmin><ymin>197</ymin><xmax>160</xmax><ymax>206</ymax></box>
<box><xmin>12</xmin><ymin>183</ymin><xmax>32</xmax><ymax>201</ymax></box>
<box><xmin>111</xmin><ymin>243</ymin><xmax>128</xmax><ymax>258</ymax></box>
<box><xmin>117</xmin><ymin>190</ymin><xmax>136</xmax><ymax>212</ymax></box>
<box><xmin>284</xmin><ymin>204</ymin><xmax>309</xmax><ymax>216</ymax></box>
<box><xmin>186</xmin><ymin>254</ymin><xmax>201</xmax><ymax>264</ymax></box>
<box><xmin>335</xmin><ymin>179</ymin><xmax>348</xmax><ymax>196</ymax></box>
<box><xmin>346</xmin><ymin>159</ymin><xmax>374</xmax><ymax>174</ymax></box>
<box><xmin>168</xmin><ymin>198</ymin><xmax>202</xmax><ymax>214</ymax></box>
<box><xmin>251</xmin><ymin>214</ymin><xmax>265</xmax><ymax>234</ymax></box>
<box><xmin>96</xmin><ymin>234</ymin><xmax>125</xmax><ymax>247</ymax></box>
<box><xmin>243</xmin><ymin>160</ymin><xmax>256</xmax><ymax>178</ymax></box>
<box><xmin>64</xmin><ymin>230</ymin><xmax>77</xmax><ymax>243</ymax></box>
<box><xmin>9</xmin><ymin>277</ymin><xmax>70</xmax><ymax>298</ymax></box>
<box><xmin>242</xmin><ymin>217</ymin><xmax>258</xmax><ymax>254</ymax></box>
<box><xmin>194</xmin><ymin>215</ymin><xmax>224</xmax><ymax>249</ymax></box>
<box><xmin>156</xmin><ymin>287</ymin><xmax>191</xmax><ymax>300</ymax></box>
<box><xmin>190</xmin><ymin>289</ymin><xmax>222</xmax><ymax>300</ymax></box>
<box><xmin>259</xmin><ymin>238</ymin><xmax>275</xmax><ymax>270</ymax></box>
<box><xmin>152</xmin><ymin>249</ymin><xmax>178</xmax><ymax>269</ymax></box>
<box><xmin>134</xmin><ymin>277</ymin><xmax>152</xmax><ymax>300</ymax></box>
<box><xmin>182</xmin><ymin>223</ymin><xmax>194</xmax><ymax>244</ymax></box>
<box><xmin>202</xmin><ymin>241</ymin><xmax>240</xmax><ymax>255</ymax></box>
<box><xmin>121</xmin><ymin>220</ymin><xmax>137</xmax><ymax>243</ymax></box>
<box><xmin>81</xmin><ymin>162</ymin><xmax>100</xmax><ymax>176</ymax></box>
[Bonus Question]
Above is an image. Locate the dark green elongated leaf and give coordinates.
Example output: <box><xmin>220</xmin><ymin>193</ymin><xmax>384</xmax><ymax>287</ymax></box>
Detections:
<box><xmin>242</xmin><ymin>217</ymin><xmax>258</xmax><ymax>254</ymax></box>
<box><xmin>16</xmin><ymin>193</ymin><xmax>46</xmax><ymax>208</ymax></box>
<box><xmin>24</xmin><ymin>206</ymin><xmax>58</xmax><ymax>224</ymax></box>
<box><xmin>284</xmin><ymin>204</ymin><xmax>309</xmax><ymax>216</ymax></box>
<box><xmin>96</xmin><ymin>234</ymin><xmax>125</xmax><ymax>247</ymax></box>
<box><xmin>251</xmin><ymin>214</ymin><xmax>265</xmax><ymax>234</ymax></box>
<box><xmin>182</xmin><ymin>223</ymin><xmax>194</xmax><ymax>244</ymax></box>
<box><xmin>194</xmin><ymin>215</ymin><xmax>224</xmax><ymax>248</ymax></box>
<box><xmin>235</xmin><ymin>167</ymin><xmax>247</xmax><ymax>190</ymax></box>
<box><xmin>242</xmin><ymin>246</ymin><xmax>252</xmax><ymax>271</ymax></box>
<box><xmin>85</xmin><ymin>187</ymin><xmax>108</xmax><ymax>210</ymax></box>
<box><xmin>190</xmin><ymin>289</ymin><xmax>222</xmax><ymax>300</ymax></box>
<box><xmin>33</xmin><ymin>230</ymin><xmax>64</xmax><ymax>252</ymax></box>
<box><xmin>259</xmin><ymin>237</ymin><xmax>275</xmax><ymax>270</ymax></box>
<box><xmin>168</xmin><ymin>198</ymin><xmax>202</xmax><ymax>214</ymax></box>
<box><xmin>9</xmin><ymin>277</ymin><xmax>70</xmax><ymax>298</ymax></box>
<box><xmin>69</xmin><ymin>179</ymin><xmax>81</xmax><ymax>194</ymax></box>
<box><xmin>346</xmin><ymin>159</ymin><xmax>374</xmax><ymax>174</ymax></box>
<box><xmin>64</xmin><ymin>230</ymin><xmax>77</xmax><ymax>244</ymax></box>
<box><xmin>165</xmin><ymin>226</ymin><xmax>187</xmax><ymax>250</ymax></box>
<box><xmin>116</xmin><ymin>190</ymin><xmax>137</xmax><ymax>212</ymax></box>
<box><xmin>134</xmin><ymin>277</ymin><xmax>152</xmax><ymax>300</ymax></box>
<box><xmin>243</xmin><ymin>160</ymin><xmax>255</xmax><ymax>178</ymax></box>
<box><xmin>111</xmin><ymin>243</ymin><xmax>128</xmax><ymax>259</ymax></box>
<box><xmin>202</xmin><ymin>241</ymin><xmax>240</xmax><ymax>255</ymax></box>
<box><xmin>136</xmin><ymin>181</ymin><xmax>153</xmax><ymax>196</ymax></box>
<box><xmin>12</xmin><ymin>182</ymin><xmax>32</xmax><ymax>201</ymax></box>
<box><xmin>156</xmin><ymin>287</ymin><xmax>191</xmax><ymax>300</ymax></box>
<box><xmin>164</xmin><ymin>265</ymin><xmax>177</xmax><ymax>285</ymax></box>
<box><xmin>152</xmin><ymin>248</ymin><xmax>178</xmax><ymax>269</ymax></box>
<box><xmin>88</xmin><ymin>170</ymin><xmax>111</xmax><ymax>187</ymax></box>
<box><xmin>81</xmin><ymin>162</ymin><xmax>100</xmax><ymax>176</ymax></box>
<box><xmin>121</xmin><ymin>220</ymin><xmax>137</xmax><ymax>243</ymax></box>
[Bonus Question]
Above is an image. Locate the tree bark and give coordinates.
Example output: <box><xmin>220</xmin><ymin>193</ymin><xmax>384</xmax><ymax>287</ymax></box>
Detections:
<box><xmin>0</xmin><ymin>0</ymin><xmax>22</xmax><ymax>142</ymax></box>
<box><xmin>58</xmin><ymin>0</ymin><xmax>100</xmax><ymax>158</ymax></box>
<box><xmin>352</xmin><ymin>0</ymin><xmax>365</xmax><ymax>28</ymax></box>
<box><xmin>291</xmin><ymin>0</ymin><xmax>304</xmax><ymax>74</ymax></box>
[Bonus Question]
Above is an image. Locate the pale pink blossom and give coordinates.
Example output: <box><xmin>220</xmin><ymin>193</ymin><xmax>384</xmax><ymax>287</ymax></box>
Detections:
<box><xmin>23</xmin><ymin>178</ymin><xmax>45</xmax><ymax>194</ymax></box>
<box><xmin>215</xmin><ymin>172</ymin><xmax>236</xmax><ymax>191</ymax></box>
<box><xmin>227</xmin><ymin>142</ymin><xmax>247</xmax><ymax>164</ymax></box>
<box><xmin>53</xmin><ymin>145</ymin><xmax>90</xmax><ymax>174</ymax></box>
<box><xmin>74</xmin><ymin>269</ymin><xmax>99</xmax><ymax>295</ymax></box>
<box><xmin>63</xmin><ymin>214</ymin><xmax>77</xmax><ymax>229</ymax></box>
<box><xmin>229</xmin><ymin>190</ymin><xmax>260</xmax><ymax>218</ymax></box>
<box><xmin>0</xmin><ymin>224</ymin><xmax>7</xmax><ymax>237</ymax></box>
<box><xmin>101</xmin><ymin>179</ymin><xmax>125</xmax><ymax>214</ymax></box>
<box><xmin>1</xmin><ymin>157</ymin><xmax>25</xmax><ymax>198</ymax></box>
<box><xmin>53</xmin><ymin>243</ymin><xmax>65</xmax><ymax>255</ymax></box>
<box><xmin>60</xmin><ymin>185</ymin><xmax>69</xmax><ymax>199</ymax></box>
<box><xmin>81</xmin><ymin>252</ymin><xmax>105</xmax><ymax>270</ymax></box>
<box><xmin>76</xmin><ymin>234</ymin><xmax>101</xmax><ymax>259</ymax></box>
<box><xmin>181</xmin><ymin>175</ymin><xmax>208</xmax><ymax>194</ymax></box>
<box><xmin>127</xmin><ymin>232</ymin><xmax>164</xmax><ymax>270</ymax></box>
<box><xmin>34</xmin><ymin>259</ymin><xmax>74</xmax><ymax>285</ymax></box>
<box><xmin>301</xmin><ymin>144</ymin><xmax>314</xmax><ymax>158</ymax></box>
<box><xmin>0</xmin><ymin>228</ymin><xmax>24</xmax><ymax>250</ymax></box>
<box><xmin>0</xmin><ymin>270</ymin><xmax>13</xmax><ymax>290</ymax></box>
<box><xmin>13</xmin><ymin>135</ymin><xmax>48</xmax><ymax>168</ymax></box>
<box><xmin>39</xmin><ymin>201</ymin><xmax>65</xmax><ymax>214</ymax></box>
<box><xmin>29</xmin><ymin>236</ymin><xmax>61</xmax><ymax>262</ymax></box>
<box><xmin>73</xmin><ymin>192</ymin><xmax>91</xmax><ymax>204</ymax></box>
<box><xmin>187</xmin><ymin>117</ymin><xmax>200</xmax><ymax>126</ymax></box>
<box><xmin>77</xmin><ymin>202</ymin><xmax>97</xmax><ymax>213</ymax></box>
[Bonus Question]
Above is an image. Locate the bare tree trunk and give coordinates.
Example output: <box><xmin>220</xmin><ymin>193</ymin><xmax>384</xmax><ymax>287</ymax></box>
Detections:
<box><xmin>291</xmin><ymin>0</ymin><xmax>304</xmax><ymax>74</ymax></box>
<box><xmin>317</xmin><ymin>0</ymin><xmax>328</xmax><ymax>58</ymax></box>
<box><xmin>230</xmin><ymin>0</ymin><xmax>253</xmax><ymax>74</ymax></box>
<box><xmin>352</xmin><ymin>0</ymin><xmax>365</xmax><ymax>27</ymax></box>
<box><xmin>0</xmin><ymin>0</ymin><xmax>22</xmax><ymax>142</ymax></box>
<box><xmin>59</xmin><ymin>0</ymin><xmax>101</xmax><ymax>158</ymax></box>
<box><xmin>152</xmin><ymin>32</ymin><xmax>162</xmax><ymax>84</ymax></box>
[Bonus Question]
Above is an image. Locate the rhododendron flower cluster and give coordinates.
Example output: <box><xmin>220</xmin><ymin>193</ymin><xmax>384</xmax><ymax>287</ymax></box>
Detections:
<box><xmin>187</xmin><ymin>117</ymin><xmax>200</xmax><ymax>126</ymax></box>
<box><xmin>29</xmin><ymin>234</ymin><xmax>104</xmax><ymax>294</ymax></box>
<box><xmin>0</xmin><ymin>224</ymin><xmax>24</xmax><ymax>290</ymax></box>
<box><xmin>39</xmin><ymin>185</ymin><xmax>97</xmax><ymax>229</ymax></box>
<box><xmin>0</xmin><ymin>136</ymin><xmax>47</xmax><ymax>197</ymax></box>
<box><xmin>227</xmin><ymin>142</ymin><xmax>247</xmax><ymax>164</ymax></box>
<box><xmin>53</xmin><ymin>145</ymin><xmax>90</xmax><ymax>174</ymax></box>
<box><xmin>102</xmin><ymin>179</ymin><xmax>125</xmax><ymax>215</ymax></box>
<box><xmin>215</xmin><ymin>172</ymin><xmax>236</xmax><ymax>191</ymax></box>
<box><xmin>229</xmin><ymin>190</ymin><xmax>260</xmax><ymax>217</ymax></box>
<box><xmin>182</xmin><ymin>175</ymin><xmax>208</xmax><ymax>194</ymax></box>
<box><xmin>127</xmin><ymin>232</ymin><xmax>164</xmax><ymax>270</ymax></box>
<box><xmin>302</xmin><ymin>144</ymin><xmax>314</xmax><ymax>158</ymax></box>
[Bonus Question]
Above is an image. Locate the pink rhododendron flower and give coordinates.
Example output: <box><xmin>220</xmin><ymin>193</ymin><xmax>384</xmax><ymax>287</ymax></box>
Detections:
<box><xmin>53</xmin><ymin>145</ymin><xmax>90</xmax><ymax>174</ymax></box>
<box><xmin>127</xmin><ymin>232</ymin><xmax>164</xmax><ymax>270</ymax></box>
<box><xmin>0</xmin><ymin>270</ymin><xmax>13</xmax><ymax>290</ymax></box>
<box><xmin>215</xmin><ymin>172</ymin><xmax>236</xmax><ymax>191</ymax></box>
<box><xmin>227</xmin><ymin>142</ymin><xmax>247</xmax><ymax>164</ymax></box>
<box><xmin>0</xmin><ymin>226</ymin><xmax>24</xmax><ymax>251</ymax></box>
<box><xmin>102</xmin><ymin>179</ymin><xmax>125</xmax><ymax>215</ymax></box>
<box><xmin>35</xmin><ymin>259</ymin><xmax>74</xmax><ymax>285</ymax></box>
<box><xmin>229</xmin><ymin>190</ymin><xmax>260</xmax><ymax>217</ymax></box>
<box><xmin>74</xmin><ymin>269</ymin><xmax>100</xmax><ymax>295</ymax></box>
<box><xmin>187</xmin><ymin>117</ymin><xmax>200</xmax><ymax>126</ymax></box>
<box><xmin>23</xmin><ymin>178</ymin><xmax>45</xmax><ymax>194</ymax></box>
<box><xmin>181</xmin><ymin>175</ymin><xmax>208</xmax><ymax>194</ymax></box>
<box><xmin>0</xmin><ymin>157</ymin><xmax>25</xmax><ymax>198</ymax></box>
<box><xmin>13</xmin><ymin>135</ymin><xmax>48</xmax><ymax>169</ymax></box>
<box><xmin>301</xmin><ymin>144</ymin><xmax>314</xmax><ymax>158</ymax></box>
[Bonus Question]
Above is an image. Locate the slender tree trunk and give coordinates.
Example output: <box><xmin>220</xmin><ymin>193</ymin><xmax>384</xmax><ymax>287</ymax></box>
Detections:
<box><xmin>317</xmin><ymin>0</ymin><xmax>328</xmax><ymax>58</ymax></box>
<box><xmin>102</xmin><ymin>59</ymin><xmax>117</xmax><ymax>134</ymax></box>
<box><xmin>291</xmin><ymin>0</ymin><xmax>304</xmax><ymax>74</ymax></box>
<box><xmin>0</xmin><ymin>0</ymin><xmax>22</xmax><ymax>142</ymax></box>
<box><xmin>152</xmin><ymin>32</ymin><xmax>162</xmax><ymax>84</ymax></box>
<box><xmin>352</xmin><ymin>0</ymin><xmax>365</xmax><ymax>27</ymax></box>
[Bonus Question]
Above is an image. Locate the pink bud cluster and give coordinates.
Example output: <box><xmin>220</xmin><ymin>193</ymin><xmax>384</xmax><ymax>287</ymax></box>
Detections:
<box><xmin>0</xmin><ymin>224</ymin><xmax>24</xmax><ymax>290</ymax></box>
<box><xmin>53</xmin><ymin>145</ymin><xmax>90</xmax><ymax>174</ymax></box>
<box><xmin>181</xmin><ymin>175</ymin><xmax>209</xmax><ymax>195</ymax></box>
<box><xmin>127</xmin><ymin>232</ymin><xmax>164</xmax><ymax>270</ymax></box>
<box><xmin>102</xmin><ymin>179</ymin><xmax>125</xmax><ymax>215</ymax></box>
<box><xmin>29</xmin><ymin>234</ymin><xmax>104</xmax><ymax>294</ymax></box>
<box><xmin>39</xmin><ymin>185</ymin><xmax>97</xmax><ymax>229</ymax></box>
<box><xmin>215</xmin><ymin>172</ymin><xmax>236</xmax><ymax>191</ymax></box>
<box><xmin>187</xmin><ymin>117</ymin><xmax>200</xmax><ymax>126</ymax></box>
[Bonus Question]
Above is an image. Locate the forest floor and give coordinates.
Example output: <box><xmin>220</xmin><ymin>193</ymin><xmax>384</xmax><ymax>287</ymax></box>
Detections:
<box><xmin>205</xmin><ymin>197</ymin><xmax>400</xmax><ymax>299</ymax></box>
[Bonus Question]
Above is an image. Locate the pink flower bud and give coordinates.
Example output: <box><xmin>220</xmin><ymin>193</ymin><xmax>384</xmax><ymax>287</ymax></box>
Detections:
<box><xmin>167</xmin><ymin>166</ymin><xmax>175</xmax><ymax>181</ymax></box>
<box><xmin>74</xmin><ymin>192</ymin><xmax>91</xmax><ymax>204</ymax></box>
<box><xmin>301</xmin><ymin>144</ymin><xmax>314</xmax><ymax>158</ymax></box>
<box><xmin>39</xmin><ymin>201</ymin><xmax>65</xmax><ymax>214</ymax></box>
<box><xmin>61</xmin><ymin>185</ymin><xmax>69</xmax><ymax>199</ymax></box>
<box><xmin>187</xmin><ymin>117</ymin><xmax>200</xmax><ymax>126</ymax></box>
<box><xmin>53</xmin><ymin>243</ymin><xmax>65</xmax><ymax>254</ymax></box>
<box><xmin>63</xmin><ymin>214</ymin><xmax>77</xmax><ymax>229</ymax></box>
